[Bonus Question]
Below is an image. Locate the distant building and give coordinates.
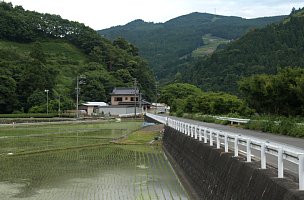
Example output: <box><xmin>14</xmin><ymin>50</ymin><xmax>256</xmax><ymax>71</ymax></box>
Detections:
<box><xmin>97</xmin><ymin>87</ymin><xmax>151</xmax><ymax>116</ymax></box>
<box><xmin>80</xmin><ymin>102</ymin><xmax>108</xmax><ymax>116</ymax></box>
<box><xmin>110</xmin><ymin>87</ymin><xmax>140</xmax><ymax>106</ymax></box>
<box><xmin>150</xmin><ymin>103</ymin><xmax>170</xmax><ymax>114</ymax></box>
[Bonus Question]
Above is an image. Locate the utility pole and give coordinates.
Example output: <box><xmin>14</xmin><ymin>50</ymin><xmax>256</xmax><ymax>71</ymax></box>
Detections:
<box><xmin>134</xmin><ymin>78</ymin><xmax>137</xmax><ymax>118</ymax></box>
<box><xmin>58</xmin><ymin>95</ymin><xmax>61</xmax><ymax>118</ymax></box>
<box><xmin>76</xmin><ymin>75</ymin><xmax>86</xmax><ymax>119</ymax></box>
<box><xmin>76</xmin><ymin>76</ymin><xmax>79</xmax><ymax>118</ymax></box>
<box><xmin>155</xmin><ymin>82</ymin><xmax>158</xmax><ymax>114</ymax></box>
<box><xmin>44</xmin><ymin>89</ymin><xmax>49</xmax><ymax>115</ymax></box>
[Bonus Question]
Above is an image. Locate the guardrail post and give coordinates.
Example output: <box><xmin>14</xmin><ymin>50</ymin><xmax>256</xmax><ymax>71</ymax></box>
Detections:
<box><xmin>204</xmin><ymin>129</ymin><xmax>208</xmax><ymax>143</ymax></box>
<box><xmin>246</xmin><ymin>139</ymin><xmax>251</xmax><ymax>162</ymax></box>
<box><xmin>216</xmin><ymin>131</ymin><xmax>220</xmax><ymax>149</ymax></box>
<box><xmin>224</xmin><ymin>133</ymin><xmax>228</xmax><ymax>152</ymax></box>
<box><xmin>299</xmin><ymin>154</ymin><xmax>304</xmax><ymax>190</ymax></box>
<box><xmin>261</xmin><ymin>143</ymin><xmax>266</xmax><ymax>169</ymax></box>
<box><xmin>179</xmin><ymin>122</ymin><xmax>182</xmax><ymax>132</ymax></box>
<box><xmin>188</xmin><ymin>124</ymin><xmax>191</xmax><ymax>136</ymax></box>
<box><xmin>199</xmin><ymin>127</ymin><xmax>202</xmax><ymax>141</ymax></box>
<box><xmin>234</xmin><ymin>135</ymin><xmax>238</xmax><ymax>157</ymax></box>
<box><xmin>278</xmin><ymin>147</ymin><xmax>284</xmax><ymax>178</ymax></box>
<box><xmin>190</xmin><ymin>125</ymin><xmax>193</xmax><ymax>138</ymax></box>
<box><xmin>210</xmin><ymin>130</ymin><xmax>213</xmax><ymax>146</ymax></box>
<box><xmin>195</xmin><ymin>126</ymin><xmax>198</xmax><ymax>139</ymax></box>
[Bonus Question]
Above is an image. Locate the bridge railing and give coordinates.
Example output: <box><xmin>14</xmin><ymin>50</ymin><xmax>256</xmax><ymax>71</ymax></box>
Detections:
<box><xmin>215</xmin><ymin>116</ymin><xmax>250</xmax><ymax>125</ymax></box>
<box><xmin>145</xmin><ymin>113</ymin><xmax>304</xmax><ymax>191</ymax></box>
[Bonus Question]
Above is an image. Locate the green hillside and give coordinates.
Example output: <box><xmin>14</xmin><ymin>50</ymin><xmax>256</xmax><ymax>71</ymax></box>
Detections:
<box><xmin>192</xmin><ymin>34</ymin><xmax>230</xmax><ymax>57</ymax></box>
<box><xmin>0</xmin><ymin>40</ymin><xmax>87</xmax><ymax>94</ymax></box>
<box><xmin>183</xmin><ymin>8</ymin><xmax>304</xmax><ymax>94</ymax></box>
<box><xmin>0</xmin><ymin>2</ymin><xmax>155</xmax><ymax>114</ymax></box>
<box><xmin>98</xmin><ymin>12</ymin><xmax>285</xmax><ymax>80</ymax></box>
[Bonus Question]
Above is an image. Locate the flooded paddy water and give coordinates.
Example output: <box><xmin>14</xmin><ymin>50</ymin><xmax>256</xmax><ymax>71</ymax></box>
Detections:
<box><xmin>0</xmin><ymin>121</ymin><xmax>188</xmax><ymax>200</ymax></box>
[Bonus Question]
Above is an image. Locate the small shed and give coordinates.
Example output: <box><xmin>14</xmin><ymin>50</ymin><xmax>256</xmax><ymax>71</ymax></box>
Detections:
<box><xmin>82</xmin><ymin>102</ymin><xmax>108</xmax><ymax>116</ymax></box>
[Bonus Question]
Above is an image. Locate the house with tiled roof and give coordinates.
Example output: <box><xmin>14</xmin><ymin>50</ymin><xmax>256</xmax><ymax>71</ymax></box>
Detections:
<box><xmin>97</xmin><ymin>87</ymin><xmax>151</xmax><ymax>117</ymax></box>
<box><xmin>110</xmin><ymin>87</ymin><xmax>140</xmax><ymax>106</ymax></box>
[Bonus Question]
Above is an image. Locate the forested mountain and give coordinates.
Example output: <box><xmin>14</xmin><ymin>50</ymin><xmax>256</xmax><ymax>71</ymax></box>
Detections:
<box><xmin>0</xmin><ymin>2</ymin><xmax>155</xmax><ymax>114</ymax></box>
<box><xmin>182</xmin><ymin>8</ymin><xmax>304</xmax><ymax>94</ymax></box>
<box><xmin>98</xmin><ymin>12</ymin><xmax>285</xmax><ymax>80</ymax></box>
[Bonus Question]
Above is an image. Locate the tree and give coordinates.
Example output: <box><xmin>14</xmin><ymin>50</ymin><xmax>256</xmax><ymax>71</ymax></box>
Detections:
<box><xmin>29</xmin><ymin>42</ymin><xmax>46</xmax><ymax>64</ymax></box>
<box><xmin>239</xmin><ymin>68</ymin><xmax>304</xmax><ymax>116</ymax></box>
<box><xmin>17</xmin><ymin>60</ymin><xmax>57</xmax><ymax>111</ymax></box>
<box><xmin>159</xmin><ymin>83</ymin><xmax>203</xmax><ymax>106</ymax></box>
<box><xmin>27</xmin><ymin>89</ymin><xmax>46</xmax><ymax>109</ymax></box>
<box><xmin>0</xmin><ymin>73</ymin><xmax>17</xmax><ymax>113</ymax></box>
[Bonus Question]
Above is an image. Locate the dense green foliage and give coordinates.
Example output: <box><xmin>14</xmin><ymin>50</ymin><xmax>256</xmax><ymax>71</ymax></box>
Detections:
<box><xmin>239</xmin><ymin>68</ymin><xmax>304</xmax><ymax>116</ymax></box>
<box><xmin>158</xmin><ymin>83</ymin><xmax>203</xmax><ymax>105</ymax></box>
<box><xmin>159</xmin><ymin>83</ymin><xmax>251</xmax><ymax>117</ymax></box>
<box><xmin>0</xmin><ymin>2</ymin><xmax>155</xmax><ymax>114</ymax></box>
<box><xmin>183</xmin><ymin>8</ymin><xmax>304</xmax><ymax>94</ymax></box>
<box><xmin>99</xmin><ymin>13</ymin><xmax>285</xmax><ymax>81</ymax></box>
<box><xmin>244</xmin><ymin>115</ymin><xmax>304</xmax><ymax>137</ymax></box>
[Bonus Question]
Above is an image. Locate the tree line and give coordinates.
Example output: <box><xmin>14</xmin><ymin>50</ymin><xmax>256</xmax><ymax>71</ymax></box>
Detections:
<box><xmin>160</xmin><ymin>67</ymin><xmax>304</xmax><ymax>117</ymax></box>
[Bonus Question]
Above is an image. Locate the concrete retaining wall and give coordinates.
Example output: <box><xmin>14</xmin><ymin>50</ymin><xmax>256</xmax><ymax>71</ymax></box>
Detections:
<box><xmin>163</xmin><ymin>126</ymin><xmax>304</xmax><ymax>200</ymax></box>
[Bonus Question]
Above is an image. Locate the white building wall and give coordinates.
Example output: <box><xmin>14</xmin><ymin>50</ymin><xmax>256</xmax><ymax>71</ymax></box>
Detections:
<box><xmin>98</xmin><ymin>106</ymin><xmax>142</xmax><ymax>116</ymax></box>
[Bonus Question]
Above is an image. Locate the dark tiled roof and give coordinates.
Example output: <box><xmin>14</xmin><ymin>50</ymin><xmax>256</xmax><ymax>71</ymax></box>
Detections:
<box><xmin>111</xmin><ymin>87</ymin><xmax>139</xmax><ymax>95</ymax></box>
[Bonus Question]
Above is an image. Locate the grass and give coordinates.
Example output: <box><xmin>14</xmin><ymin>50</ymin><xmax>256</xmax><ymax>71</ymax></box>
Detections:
<box><xmin>192</xmin><ymin>34</ymin><xmax>230</xmax><ymax>57</ymax></box>
<box><xmin>116</xmin><ymin>130</ymin><xmax>160</xmax><ymax>145</ymax></box>
<box><xmin>114</xmin><ymin>124</ymin><xmax>164</xmax><ymax>145</ymax></box>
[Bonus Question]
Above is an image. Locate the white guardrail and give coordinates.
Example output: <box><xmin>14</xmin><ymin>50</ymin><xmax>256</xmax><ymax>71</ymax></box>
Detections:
<box><xmin>215</xmin><ymin>116</ymin><xmax>250</xmax><ymax>125</ymax></box>
<box><xmin>145</xmin><ymin>113</ymin><xmax>304</xmax><ymax>190</ymax></box>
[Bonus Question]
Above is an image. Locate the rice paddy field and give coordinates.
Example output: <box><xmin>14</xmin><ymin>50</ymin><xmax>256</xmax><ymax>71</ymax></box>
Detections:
<box><xmin>0</xmin><ymin>120</ymin><xmax>188</xmax><ymax>200</ymax></box>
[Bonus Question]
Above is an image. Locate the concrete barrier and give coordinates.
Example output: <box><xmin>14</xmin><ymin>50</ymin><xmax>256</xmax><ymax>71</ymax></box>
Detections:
<box><xmin>163</xmin><ymin>126</ymin><xmax>304</xmax><ymax>200</ymax></box>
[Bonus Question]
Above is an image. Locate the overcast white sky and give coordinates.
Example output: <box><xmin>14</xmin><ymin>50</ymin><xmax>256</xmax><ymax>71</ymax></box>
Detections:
<box><xmin>7</xmin><ymin>0</ymin><xmax>304</xmax><ymax>30</ymax></box>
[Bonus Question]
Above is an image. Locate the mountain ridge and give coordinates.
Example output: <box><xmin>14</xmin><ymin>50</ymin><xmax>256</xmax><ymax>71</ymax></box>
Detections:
<box><xmin>98</xmin><ymin>12</ymin><xmax>286</xmax><ymax>80</ymax></box>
